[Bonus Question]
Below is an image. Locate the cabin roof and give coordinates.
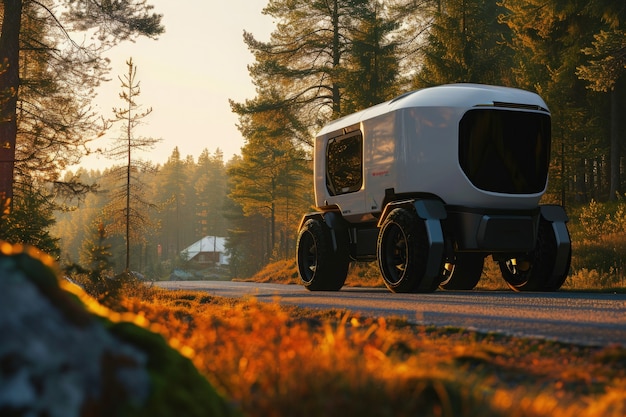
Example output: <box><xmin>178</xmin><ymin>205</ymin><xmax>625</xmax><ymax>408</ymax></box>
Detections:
<box><xmin>181</xmin><ymin>236</ymin><xmax>226</xmax><ymax>259</ymax></box>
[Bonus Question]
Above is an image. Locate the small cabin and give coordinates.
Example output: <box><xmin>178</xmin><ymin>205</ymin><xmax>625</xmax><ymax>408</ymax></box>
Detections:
<box><xmin>181</xmin><ymin>236</ymin><xmax>229</xmax><ymax>265</ymax></box>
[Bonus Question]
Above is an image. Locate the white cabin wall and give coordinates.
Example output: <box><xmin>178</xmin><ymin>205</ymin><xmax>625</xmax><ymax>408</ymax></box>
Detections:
<box><xmin>396</xmin><ymin>107</ymin><xmax>467</xmax><ymax>202</ymax></box>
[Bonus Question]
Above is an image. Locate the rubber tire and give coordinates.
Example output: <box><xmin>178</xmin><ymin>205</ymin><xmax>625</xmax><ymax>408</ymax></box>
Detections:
<box><xmin>296</xmin><ymin>218</ymin><xmax>349</xmax><ymax>291</ymax></box>
<box><xmin>499</xmin><ymin>218</ymin><xmax>571</xmax><ymax>292</ymax></box>
<box><xmin>439</xmin><ymin>253</ymin><xmax>484</xmax><ymax>290</ymax></box>
<box><xmin>377</xmin><ymin>208</ymin><xmax>440</xmax><ymax>293</ymax></box>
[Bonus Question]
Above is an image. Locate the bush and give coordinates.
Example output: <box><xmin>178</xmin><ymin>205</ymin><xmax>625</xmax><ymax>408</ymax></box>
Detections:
<box><xmin>66</xmin><ymin>269</ymin><xmax>153</xmax><ymax>310</ymax></box>
<box><xmin>570</xmin><ymin>233</ymin><xmax>626</xmax><ymax>288</ymax></box>
<box><xmin>574</xmin><ymin>198</ymin><xmax>626</xmax><ymax>239</ymax></box>
<box><xmin>566</xmin><ymin>198</ymin><xmax>626</xmax><ymax>289</ymax></box>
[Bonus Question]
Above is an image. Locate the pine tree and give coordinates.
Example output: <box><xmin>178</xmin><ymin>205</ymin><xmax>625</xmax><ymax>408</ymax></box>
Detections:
<box><xmin>576</xmin><ymin>1</ymin><xmax>626</xmax><ymax>199</ymax></box>
<box><xmin>228</xmin><ymin>93</ymin><xmax>311</xmax><ymax>267</ymax></box>
<box><xmin>154</xmin><ymin>147</ymin><xmax>189</xmax><ymax>260</ymax></box>
<box><xmin>0</xmin><ymin>0</ymin><xmax>163</xmax><ymax>213</ymax></box>
<box><xmin>416</xmin><ymin>0</ymin><xmax>513</xmax><ymax>86</ymax></box>
<box><xmin>0</xmin><ymin>181</ymin><xmax>59</xmax><ymax>255</ymax></box>
<box><xmin>342</xmin><ymin>0</ymin><xmax>401</xmax><ymax>114</ymax></box>
<box><xmin>194</xmin><ymin>148</ymin><xmax>228</xmax><ymax>239</ymax></box>
<box><xmin>80</xmin><ymin>220</ymin><xmax>114</xmax><ymax>278</ymax></box>
<box><xmin>232</xmin><ymin>0</ymin><xmax>376</xmax><ymax>142</ymax></box>
<box><xmin>105</xmin><ymin>58</ymin><xmax>160</xmax><ymax>273</ymax></box>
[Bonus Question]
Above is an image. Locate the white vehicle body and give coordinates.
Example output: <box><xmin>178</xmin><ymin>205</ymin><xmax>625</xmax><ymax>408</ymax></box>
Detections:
<box><xmin>314</xmin><ymin>84</ymin><xmax>550</xmax><ymax>220</ymax></box>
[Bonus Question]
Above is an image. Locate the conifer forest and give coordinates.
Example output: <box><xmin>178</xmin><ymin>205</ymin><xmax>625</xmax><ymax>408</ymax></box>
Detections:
<box><xmin>1</xmin><ymin>0</ymin><xmax>625</xmax><ymax>282</ymax></box>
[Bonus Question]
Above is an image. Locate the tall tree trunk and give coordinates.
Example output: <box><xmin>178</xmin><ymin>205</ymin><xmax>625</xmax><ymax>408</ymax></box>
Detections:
<box><xmin>609</xmin><ymin>79</ymin><xmax>623</xmax><ymax>200</ymax></box>
<box><xmin>331</xmin><ymin>0</ymin><xmax>340</xmax><ymax>115</ymax></box>
<box><xmin>0</xmin><ymin>0</ymin><xmax>23</xmax><ymax>213</ymax></box>
<box><xmin>575</xmin><ymin>158</ymin><xmax>588</xmax><ymax>203</ymax></box>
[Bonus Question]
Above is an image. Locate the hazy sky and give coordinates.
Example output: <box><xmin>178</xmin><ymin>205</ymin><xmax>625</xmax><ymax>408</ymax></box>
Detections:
<box><xmin>74</xmin><ymin>0</ymin><xmax>274</xmax><ymax>170</ymax></box>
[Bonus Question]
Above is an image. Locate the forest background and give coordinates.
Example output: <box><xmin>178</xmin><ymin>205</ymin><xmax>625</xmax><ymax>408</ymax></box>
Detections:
<box><xmin>1</xmin><ymin>0</ymin><xmax>626</xmax><ymax>286</ymax></box>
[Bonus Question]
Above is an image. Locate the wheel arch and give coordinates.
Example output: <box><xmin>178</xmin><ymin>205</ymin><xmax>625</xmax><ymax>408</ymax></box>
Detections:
<box><xmin>377</xmin><ymin>194</ymin><xmax>446</xmax><ymax>227</ymax></box>
<box><xmin>298</xmin><ymin>208</ymin><xmax>348</xmax><ymax>254</ymax></box>
<box><xmin>539</xmin><ymin>204</ymin><xmax>571</xmax><ymax>282</ymax></box>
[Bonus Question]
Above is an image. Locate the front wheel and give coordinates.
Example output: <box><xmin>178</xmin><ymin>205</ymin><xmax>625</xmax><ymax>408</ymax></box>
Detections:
<box><xmin>499</xmin><ymin>218</ymin><xmax>571</xmax><ymax>292</ymax></box>
<box><xmin>377</xmin><ymin>208</ymin><xmax>441</xmax><ymax>293</ymax></box>
<box><xmin>296</xmin><ymin>218</ymin><xmax>349</xmax><ymax>291</ymax></box>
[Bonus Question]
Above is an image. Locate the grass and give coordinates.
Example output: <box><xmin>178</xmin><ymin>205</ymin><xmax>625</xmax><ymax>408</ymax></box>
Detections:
<box><xmin>115</xmin><ymin>285</ymin><xmax>626</xmax><ymax>417</ymax></box>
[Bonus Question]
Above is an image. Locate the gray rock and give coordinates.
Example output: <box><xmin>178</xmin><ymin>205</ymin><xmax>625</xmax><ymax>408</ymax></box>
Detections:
<box><xmin>0</xmin><ymin>255</ymin><xmax>149</xmax><ymax>417</ymax></box>
<box><xmin>0</xmin><ymin>244</ymin><xmax>240</xmax><ymax>417</ymax></box>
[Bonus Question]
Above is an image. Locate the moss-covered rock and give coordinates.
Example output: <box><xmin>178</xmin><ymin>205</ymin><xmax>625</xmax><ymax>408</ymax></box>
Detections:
<box><xmin>0</xmin><ymin>241</ymin><xmax>241</xmax><ymax>417</ymax></box>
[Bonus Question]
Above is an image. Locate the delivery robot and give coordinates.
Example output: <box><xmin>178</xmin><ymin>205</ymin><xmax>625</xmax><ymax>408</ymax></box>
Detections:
<box><xmin>296</xmin><ymin>84</ymin><xmax>571</xmax><ymax>293</ymax></box>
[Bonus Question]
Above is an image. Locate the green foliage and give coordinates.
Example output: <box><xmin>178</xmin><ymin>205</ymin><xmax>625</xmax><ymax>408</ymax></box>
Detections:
<box><xmin>576</xmin><ymin>197</ymin><xmax>626</xmax><ymax>239</ymax></box>
<box><xmin>340</xmin><ymin>1</ymin><xmax>402</xmax><ymax>113</ymax></box>
<box><xmin>501</xmin><ymin>0</ymin><xmax>622</xmax><ymax>203</ymax></box>
<box><xmin>568</xmin><ymin>198</ymin><xmax>626</xmax><ymax>287</ymax></box>
<box><xmin>81</xmin><ymin>220</ymin><xmax>114</xmax><ymax>273</ymax></box>
<box><xmin>0</xmin><ymin>185</ymin><xmax>60</xmax><ymax>256</ymax></box>
<box><xmin>570</xmin><ymin>238</ymin><xmax>626</xmax><ymax>288</ymax></box>
<box><xmin>234</xmin><ymin>0</ymin><xmax>411</xmax><ymax>132</ymax></box>
<box><xmin>576</xmin><ymin>0</ymin><xmax>626</xmax><ymax>93</ymax></box>
<box><xmin>152</xmin><ymin>147</ymin><xmax>190</xmax><ymax>257</ymax></box>
<box><xmin>578</xmin><ymin>199</ymin><xmax>604</xmax><ymax>239</ymax></box>
<box><xmin>577</xmin><ymin>29</ymin><xmax>626</xmax><ymax>92</ymax></box>
<box><xmin>63</xmin><ymin>0</ymin><xmax>164</xmax><ymax>43</ymax></box>
<box><xmin>227</xmin><ymin>95</ymin><xmax>312</xmax><ymax>274</ymax></box>
<box><xmin>416</xmin><ymin>0</ymin><xmax>513</xmax><ymax>87</ymax></box>
<box><xmin>194</xmin><ymin>149</ymin><xmax>228</xmax><ymax>238</ymax></box>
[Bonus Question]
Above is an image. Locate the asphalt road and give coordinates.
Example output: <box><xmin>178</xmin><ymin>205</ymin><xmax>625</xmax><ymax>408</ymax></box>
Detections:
<box><xmin>156</xmin><ymin>280</ymin><xmax>626</xmax><ymax>347</ymax></box>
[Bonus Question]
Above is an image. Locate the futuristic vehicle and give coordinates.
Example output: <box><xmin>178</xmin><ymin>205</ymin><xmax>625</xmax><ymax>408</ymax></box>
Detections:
<box><xmin>296</xmin><ymin>84</ymin><xmax>571</xmax><ymax>293</ymax></box>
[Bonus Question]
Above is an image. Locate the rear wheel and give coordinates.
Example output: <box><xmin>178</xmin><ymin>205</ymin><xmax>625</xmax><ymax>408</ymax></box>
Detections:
<box><xmin>296</xmin><ymin>218</ymin><xmax>349</xmax><ymax>291</ymax></box>
<box><xmin>499</xmin><ymin>218</ymin><xmax>571</xmax><ymax>291</ymax></box>
<box><xmin>377</xmin><ymin>208</ymin><xmax>441</xmax><ymax>293</ymax></box>
<box><xmin>439</xmin><ymin>253</ymin><xmax>484</xmax><ymax>290</ymax></box>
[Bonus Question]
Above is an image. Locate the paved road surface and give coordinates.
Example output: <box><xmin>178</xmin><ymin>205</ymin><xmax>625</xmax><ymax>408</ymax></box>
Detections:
<box><xmin>156</xmin><ymin>281</ymin><xmax>626</xmax><ymax>347</ymax></box>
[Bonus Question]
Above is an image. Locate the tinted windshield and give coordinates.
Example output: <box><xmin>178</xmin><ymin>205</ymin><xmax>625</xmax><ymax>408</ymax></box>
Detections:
<box><xmin>459</xmin><ymin>109</ymin><xmax>550</xmax><ymax>194</ymax></box>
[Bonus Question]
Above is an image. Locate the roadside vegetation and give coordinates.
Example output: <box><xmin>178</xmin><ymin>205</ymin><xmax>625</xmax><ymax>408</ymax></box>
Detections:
<box><xmin>104</xmin><ymin>284</ymin><xmax>626</xmax><ymax>417</ymax></box>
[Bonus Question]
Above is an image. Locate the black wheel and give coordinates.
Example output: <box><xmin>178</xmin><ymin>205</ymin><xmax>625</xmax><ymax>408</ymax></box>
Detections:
<box><xmin>377</xmin><ymin>208</ymin><xmax>441</xmax><ymax>293</ymax></box>
<box><xmin>439</xmin><ymin>253</ymin><xmax>484</xmax><ymax>290</ymax></box>
<box><xmin>296</xmin><ymin>218</ymin><xmax>349</xmax><ymax>291</ymax></box>
<box><xmin>499</xmin><ymin>218</ymin><xmax>571</xmax><ymax>291</ymax></box>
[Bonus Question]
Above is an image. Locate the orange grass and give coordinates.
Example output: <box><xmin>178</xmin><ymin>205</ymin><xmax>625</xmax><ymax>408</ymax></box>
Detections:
<box><xmin>119</xmin><ymin>287</ymin><xmax>626</xmax><ymax>417</ymax></box>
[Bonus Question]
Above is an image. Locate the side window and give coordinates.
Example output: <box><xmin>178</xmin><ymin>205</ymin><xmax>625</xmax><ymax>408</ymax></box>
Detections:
<box><xmin>326</xmin><ymin>131</ymin><xmax>363</xmax><ymax>196</ymax></box>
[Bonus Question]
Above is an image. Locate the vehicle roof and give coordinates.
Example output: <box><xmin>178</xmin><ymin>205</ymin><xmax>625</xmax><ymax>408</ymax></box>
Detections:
<box><xmin>317</xmin><ymin>83</ymin><xmax>549</xmax><ymax>137</ymax></box>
